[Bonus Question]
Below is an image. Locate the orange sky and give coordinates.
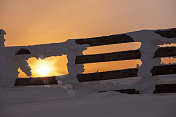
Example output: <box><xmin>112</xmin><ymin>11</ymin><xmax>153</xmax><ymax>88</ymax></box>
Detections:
<box><xmin>0</xmin><ymin>0</ymin><xmax>176</xmax><ymax>46</ymax></box>
<box><xmin>0</xmin><ymin>0</ymin><xmax>176</xmax><ymax>77</ymax></box>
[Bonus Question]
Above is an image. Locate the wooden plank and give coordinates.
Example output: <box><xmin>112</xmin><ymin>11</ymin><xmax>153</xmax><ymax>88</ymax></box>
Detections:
<box><xmin>155</xmin><ymin>28</ymin><xmax>176</xmax><ymax>38</ymax></box>
<box><xmin>154</xmin><ymin>84</ymin><xmax>176</xmax><ymax>94</ymax></box>
<box><xmin>99</xmin><ymin>84</ymin><xmax>176</xmax><ymax>94</ymax></box>
<box><xmin>15</xmin><ymin>76</ymin><xmax>58</xmax><ymax>86</ymax></box>
<box><xmin>99</xmin><ymin>89</ymin><xmax>140</xmax><ymax>94</ymax></box>
<box><xmin>75</xmin><ymin>34</ymin><xmax>134</xmax><ymax>46</ymax></box>
<box><xmin>151</xmin><ymin>64</ymin><xmax>176</xmax><ymax>76</ymax></box>
<box><xmin>15</xmin><ymin>48</ymin><xmax>31</xmax><ymax>55</ymax></box>
<box><xmin>154</xmin><ymin>47</ymin><xmax>176</xmax><ymax>58</ymax></box>
<box><xmin>75</xmin><ymin>50</ymin><xmax>141</xmax><ymax>64</ymax></box>
<box><xmin>77</xmin><ymin>68</ymin><xmax>138</xmax><ymax>82</ymax></box>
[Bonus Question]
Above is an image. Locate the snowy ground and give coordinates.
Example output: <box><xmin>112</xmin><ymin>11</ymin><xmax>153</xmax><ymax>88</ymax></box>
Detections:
<box><xmin>0</xmin><ymin>86</ymin><xmax>176</xmax><ymax>117</ymax></box>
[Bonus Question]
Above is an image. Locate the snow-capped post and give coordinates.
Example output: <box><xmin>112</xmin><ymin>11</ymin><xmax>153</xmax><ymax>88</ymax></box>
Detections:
<box><xmin>65</xmin><ymin>39</ymin><xmax>88</xmax><ymax>91</ymax></box>
<box><xmin>128</xmin><ymin>31</ymin><xmax>159</xmax><ymax>93</ymax></box>
<box><xmin>0</xmin><ymin>29</ymin><xmax>6</xmax><ymax>47</ymax></box>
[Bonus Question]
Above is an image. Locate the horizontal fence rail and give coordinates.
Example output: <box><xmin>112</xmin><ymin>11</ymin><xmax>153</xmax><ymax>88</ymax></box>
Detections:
<box><xmin>154</xmin><ymin>47</ymin><xmax>176</xmax><ymax>58</ymax></box>
<box><xmin>77</xmin><ymin>64</ymin><xmax>176</xmax><ymax>82</ymax></box>
<box><xmin>99</xmin><ymin>84</ymin><xmax>176</xmax><ymax>94</ymax></box>
<box><xmin>75</xmin><ymin>50</ymin><xmax>141</xmax><ymax>64</ymax></box>
<box><xmin>15</xmin><ymin>77</ymin><xmax>58</xmax><ymax>86</ymax></box>
<box><xmin>155</xmin><ymin>28</ymin><xmax>176</xmax><ymax>38</ymax></box>
<box><xmin>75</xmin><ymin>34</ymin><xmax>134</xmax><ymax>46</ymax></box>
<box><xmin>153</xmin><ymin>84</ymin><xmax>176</xmax><ymax>93</ymax></box>
<box><xmin>77</xmin><ymin>68</ymin><xmax>138</xmax><ymax>82</ymax></box>
<box><xmin>151</xmin><ymin>64</ymin><xmax>176</xmax><ymax>76</ymax></box>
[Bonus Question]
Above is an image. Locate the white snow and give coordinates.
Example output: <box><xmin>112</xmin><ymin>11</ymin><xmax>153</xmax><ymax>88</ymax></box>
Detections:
<box><xmin>0</xmin><ymin>87</ymin><xmax>176</xmax><ymax>117</ymax></box>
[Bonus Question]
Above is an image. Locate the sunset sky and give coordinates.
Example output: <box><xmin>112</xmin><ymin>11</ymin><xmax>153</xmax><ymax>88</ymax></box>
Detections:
<box><xmin>0</xmin><ymin>0</ymin><xmax>176</xmax><ymax>77</ymax></box>
<box><xmin>1</xmin><ymin>0</ymin><xmax>176</xmax><ymax>46</ymax></box>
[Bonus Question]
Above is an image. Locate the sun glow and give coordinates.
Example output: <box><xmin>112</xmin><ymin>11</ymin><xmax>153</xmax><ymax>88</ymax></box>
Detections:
<box><xmin>37</xmin><ymin>62</ymin><xmax>51</xmax><ymax>76</ymax></box>
<box><xmin>18</xmin><ymin>56</ymin><xmax>68</xmax><ymax>78</ymax></box>
<box><xmin>33</xmin><ymin>59</ymin><xmax>55</xmax><ymax>77</ymax></box>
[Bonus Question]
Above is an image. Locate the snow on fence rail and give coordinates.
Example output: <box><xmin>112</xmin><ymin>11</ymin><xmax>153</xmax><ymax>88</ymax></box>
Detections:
<box><xmin>0</xmin><ymin>28</ymin><xmax>176</xmax><ymax>94</ymax></box>
<box><xmin>74</xmin><ymin>28</ymin><xmax>176</xmax><ymax>93</ymax></box>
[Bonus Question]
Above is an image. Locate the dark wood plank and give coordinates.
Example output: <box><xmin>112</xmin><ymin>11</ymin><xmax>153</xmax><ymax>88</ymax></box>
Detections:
<box><xmin>99</xmin><ymin>84</ymin><xmax>176</xmax><ymax>94</ymax></box>
<box><xmin>154</xmin><ymin>84</ymin><xmax>176</xmax><ymax>94</ymax></box>
<box><xmin>75</xmin><ymin>34</ymin><xmax>134</xmax><ymax>46</ymax></box>
<box><xmin>15</xmin><ymin>48</ymin><xmax>31</xmax><ymax>55</ymax></box>
<box><xmin>155</xmin><ymin>28</ymin><xmax>176</xmax><ymax>38</ymax></box>
<box><xmin>99</xmin><ymin>89</ymin><xmax>140</xmax><ymax>94</ymax></box>
<box><xmin>77</xmin><ymin>68</ymin><xmax>138</xmax><ymax>82</ymax></box>
<box><xmin>154</xmin><ymin>47</ymin><xmax>176</xmax><ymax>58</ymax></box>
<box><xmin>151</xmin><ymin>64</ymin><xmax>176</xmax><ymax>76</ymax></box>
<box><xmin>15</xmin><ymin>76</ymin><xmax>58</xmax><ymax>86</ymax></box>
<box><xmin>75</xmin><ymin>50</ymin><xmax>141</xmax><ymax>64</ymax></box>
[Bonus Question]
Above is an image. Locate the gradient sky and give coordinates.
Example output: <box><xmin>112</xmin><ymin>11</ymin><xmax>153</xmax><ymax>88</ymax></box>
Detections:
<box><xmin>0</xmin><ymin>0</ymin><xmax>176</xmax><ymax>46</ymax></box>
<box><xmin>1</xmin><ymin>0</ymin><xmax>176</xmax><ymax>77</ymax></box>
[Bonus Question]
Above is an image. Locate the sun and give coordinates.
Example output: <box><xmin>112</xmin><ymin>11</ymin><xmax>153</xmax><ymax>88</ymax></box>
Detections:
<box><xmin>18</xmin><ymin>56</ymin><xmax>68</xmax><ymax>78</ymax></box>
<box><xmin>37</xmin><ymin>62</ymin><xmax>51</xmax><ymax>76</ymax></box>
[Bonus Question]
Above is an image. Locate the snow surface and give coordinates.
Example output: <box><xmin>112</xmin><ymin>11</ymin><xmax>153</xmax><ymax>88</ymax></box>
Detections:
<box><xmin>0</xmin><ymin>86</ymin><xmax>176</xmax><ymax>117</ymax></box>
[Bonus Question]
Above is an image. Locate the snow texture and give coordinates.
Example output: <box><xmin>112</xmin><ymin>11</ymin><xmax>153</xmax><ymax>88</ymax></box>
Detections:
<box><xmin>0</xmin><ymin>87</ymin><xmax>176</xmax><ymax>117</ymax></box>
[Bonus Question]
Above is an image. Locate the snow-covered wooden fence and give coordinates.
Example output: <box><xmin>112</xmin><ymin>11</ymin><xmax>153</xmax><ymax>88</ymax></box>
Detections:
<box><xmin>0</xmin><ymin>28</ymin><xmax>176</xmax><ymax>94</ymax></box>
